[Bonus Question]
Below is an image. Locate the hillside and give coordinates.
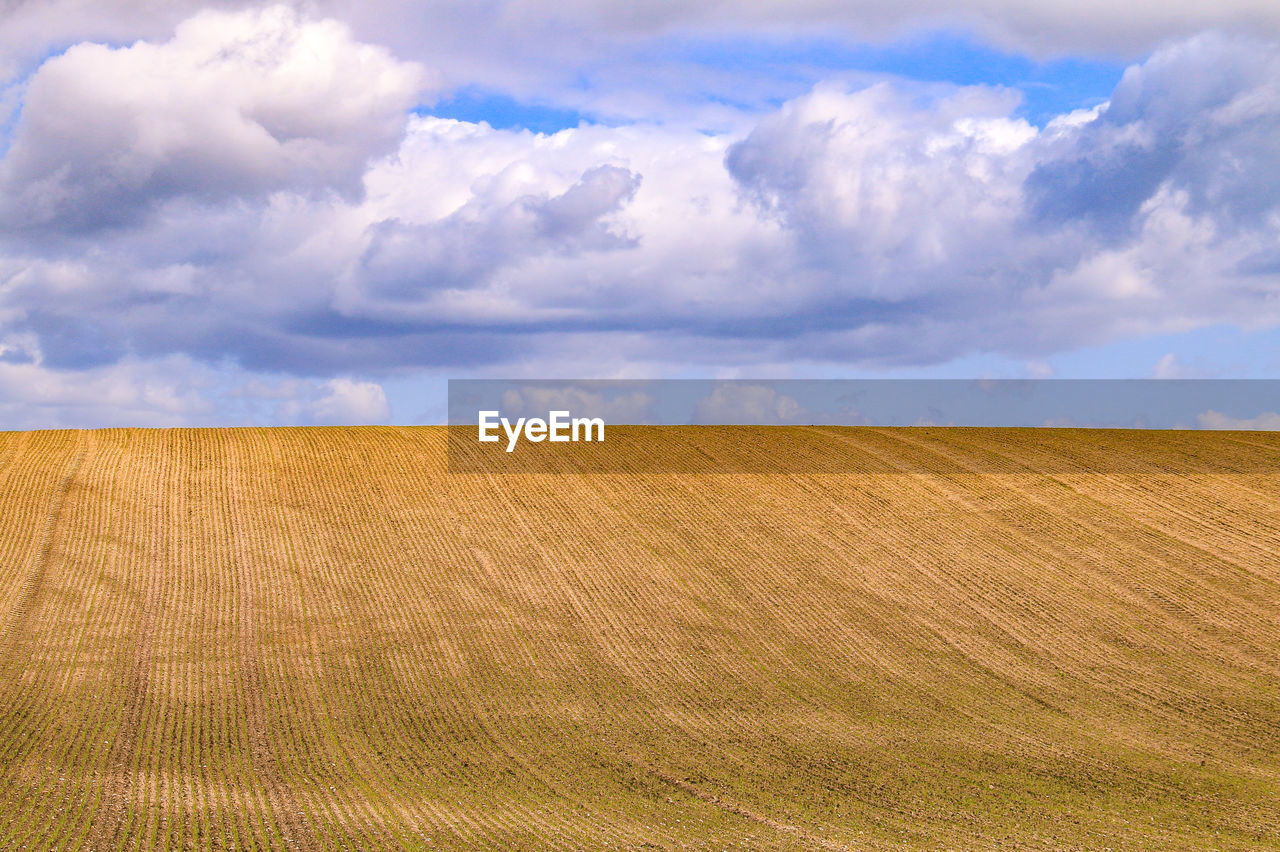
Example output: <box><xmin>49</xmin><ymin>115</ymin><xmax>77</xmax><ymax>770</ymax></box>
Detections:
<box><xmin>1</xmin><ymin>426</ymin><xmax>1278</xmax><ymax>850</ymax></box>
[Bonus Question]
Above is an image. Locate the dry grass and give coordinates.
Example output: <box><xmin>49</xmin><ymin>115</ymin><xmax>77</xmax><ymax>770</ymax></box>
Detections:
<box><xmin>0</xmin><ymin>425</ymin><xmax>1278</xmax><ymax>850</ymax></box>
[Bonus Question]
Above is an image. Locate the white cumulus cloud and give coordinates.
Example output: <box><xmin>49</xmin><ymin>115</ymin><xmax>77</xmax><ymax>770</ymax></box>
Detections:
<box><xmin>498</xmin><ymin>386</ymin><xmax>657</xmax><ymax>424</ymax></box>
<box><xmin>1197</xmin><ymin>410</ymin><xmax>1280</xmax><ymax>430</ymax></box>
<box><xmin>694</xmin><ymin>383</ymin><xmax>810</xmax><ymax>424</ymax></box>
<box><xmin>309</xmin><ymin>378</ymin><xmax>390</xmax><ymax>425</ymax></box>
<box><xmin>0</xmin><ymin>5</ymin><xmax>432</xmax><ymax>233</ymax></box>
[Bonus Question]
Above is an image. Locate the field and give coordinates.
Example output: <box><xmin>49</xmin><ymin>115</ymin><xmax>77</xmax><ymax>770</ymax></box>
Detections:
<box><xmin>1</xmin><ymin>426</ymin><xmax>1278</xmax><ymax>850</ymax></box>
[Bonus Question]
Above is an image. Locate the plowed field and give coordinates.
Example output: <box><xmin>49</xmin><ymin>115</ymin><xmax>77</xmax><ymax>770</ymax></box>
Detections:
<box><xmin>1</xmin><ymin>426</ymin><xmax>1278</xmax><ymax>849</ymax></box>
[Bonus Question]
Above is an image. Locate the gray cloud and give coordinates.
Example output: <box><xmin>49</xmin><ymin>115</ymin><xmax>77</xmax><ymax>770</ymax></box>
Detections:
<box><xmin>355</xmin><ymin>164</ymin><xmax>640</xmax><ymax>308</ymax></box>
<box><xmin>1027</xmin><ymin>35</ymin><xmax>1280</xmax><ymax>232</ymax></box>
<box><xmin>8</xmin><ymin>1</ymin><xmax>1280</xmax><ymax>84</ymax></box>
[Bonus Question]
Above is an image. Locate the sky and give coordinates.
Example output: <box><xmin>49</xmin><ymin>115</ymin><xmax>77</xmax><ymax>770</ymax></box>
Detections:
<box><xmin>1</xmin><ymin>1</ymin><xmax>1279</xmax><ymax>427</ymax></box>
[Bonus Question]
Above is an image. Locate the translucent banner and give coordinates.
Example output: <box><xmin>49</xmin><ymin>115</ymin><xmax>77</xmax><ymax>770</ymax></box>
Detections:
<box><xmin>446</xmin><ymin>379</ymin><xmax>1280</xmax><ymax>473</ymax></box>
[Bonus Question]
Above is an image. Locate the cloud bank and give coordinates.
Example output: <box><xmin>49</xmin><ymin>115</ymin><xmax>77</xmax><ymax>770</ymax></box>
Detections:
<box><xmin>1</xmin><ymin>6</ymin><xmax>1279</xmax><ymax>424</ymax></box>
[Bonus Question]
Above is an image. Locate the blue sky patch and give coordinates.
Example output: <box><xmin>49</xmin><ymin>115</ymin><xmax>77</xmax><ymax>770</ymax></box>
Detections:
<box><xmin>421</xmin><ymin>88</ymin><xmax>589</xmax><ymax>134</ymax></box>
<box><xmin>646</xmin><ymin>31</ymin><xmax>1125</xmax><ymax>124</ymax></box>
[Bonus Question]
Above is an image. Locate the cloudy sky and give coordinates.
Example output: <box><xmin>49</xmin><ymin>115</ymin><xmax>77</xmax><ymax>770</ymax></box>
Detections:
<box><xmin>1</xmin><ymin>0</ymin><xmax>1279</xmax><ymax>426</ymax></box>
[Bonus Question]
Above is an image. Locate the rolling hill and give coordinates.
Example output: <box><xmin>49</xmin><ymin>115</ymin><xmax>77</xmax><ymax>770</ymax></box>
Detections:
<box><xmin>1</xmin><ymin>426</ymin><xmax>1278</xmax><ymax>850</ymax></box>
